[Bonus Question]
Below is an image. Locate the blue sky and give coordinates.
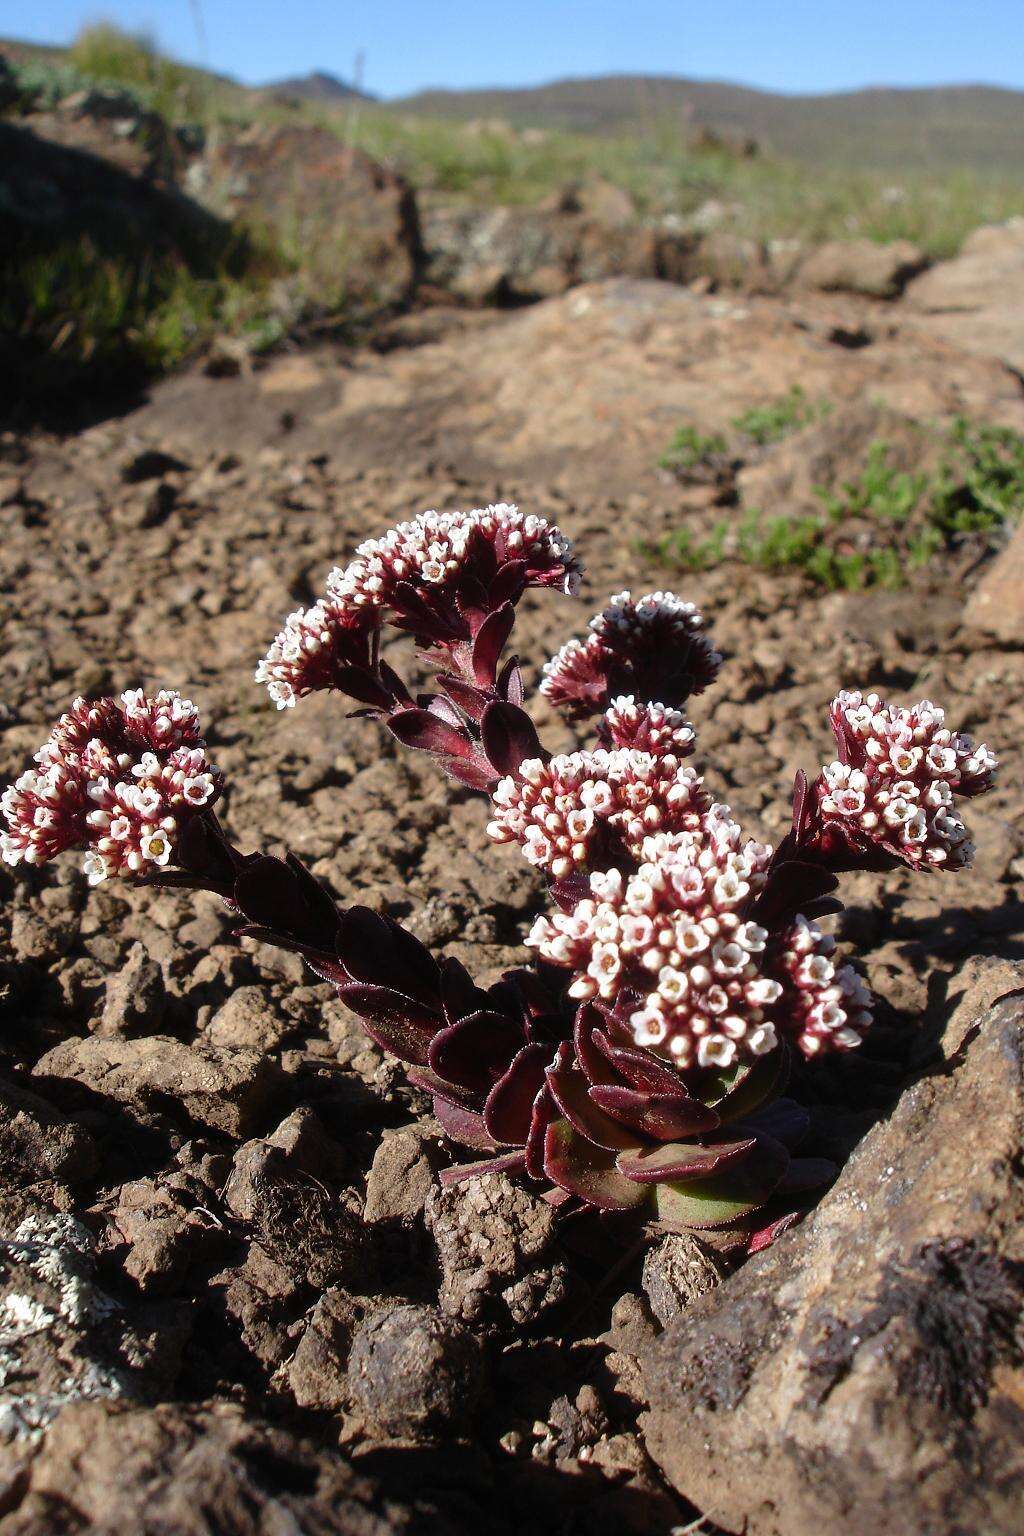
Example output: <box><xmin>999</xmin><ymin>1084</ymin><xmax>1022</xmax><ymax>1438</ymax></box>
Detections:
<box><xmin>12</xmin><ymin>0</ymin><xmax>1024</xmax><ymax>97</ymax></box>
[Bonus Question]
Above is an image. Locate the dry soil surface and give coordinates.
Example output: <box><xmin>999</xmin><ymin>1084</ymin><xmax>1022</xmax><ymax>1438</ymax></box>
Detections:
<box><xmin>1</xmin><ymin>279</ymin><xmax>1022</xmax><ymax>1534</ymax></box>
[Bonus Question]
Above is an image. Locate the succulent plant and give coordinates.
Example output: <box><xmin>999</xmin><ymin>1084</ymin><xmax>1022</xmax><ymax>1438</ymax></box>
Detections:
<box><xmin>3</xmin><ymin>504</ymin><xmax>998</xmax><ymax>1252</ymax></box>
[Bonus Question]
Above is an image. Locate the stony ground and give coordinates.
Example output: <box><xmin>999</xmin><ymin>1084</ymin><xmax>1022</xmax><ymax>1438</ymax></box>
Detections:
<box><xmin>1</xmin><ymin>278</ymin><xmax>1022</xmax><ymax>1533</ymax></box>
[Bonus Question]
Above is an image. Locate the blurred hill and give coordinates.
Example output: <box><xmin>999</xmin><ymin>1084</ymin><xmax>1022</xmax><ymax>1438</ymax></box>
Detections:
<box><xmin>264</xmin><ymin>69</ymin><xmax>375</xmax><ymax>104</ymax></box>
<box><xmin>397</xmin><ymin>76</ymin><xmax>1024</xmax><ymax>174</ymax></box>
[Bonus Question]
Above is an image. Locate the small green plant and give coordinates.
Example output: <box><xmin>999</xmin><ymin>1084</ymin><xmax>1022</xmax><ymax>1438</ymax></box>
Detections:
<box><xmin>68</xmin><ymin>23</ymin><xmax>206</xmax><ymax>122</ymax></box>
<box><xmin>643</xmin><ymin>416</ymin><xmax>1024</xmax><ymax>591</ymax></box>
<box><xmin>732</xmin><ymin>385</ymin><xmax>822</xmax><ymax>446</ymax></box>
<box><xmin>814</xmin><ymin>440</ymin><xmax>928</xmax><ymax>524</ymax></box>
<box><xmin>658</xmin><ymin>425</ymin><xmax>729</xmax><ymax>477</ymax></box>
<box><xmin>930</xmin><ymin>417</ymin><xmax>1024</xmax><ymax>535</ymax></box>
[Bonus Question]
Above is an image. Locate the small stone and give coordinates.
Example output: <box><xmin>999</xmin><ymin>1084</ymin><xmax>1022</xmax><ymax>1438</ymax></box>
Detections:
<box><xmin>425</xmin><ymin>1173</ymin><xmax>569</xmax><ymax>1326</ymax></box>
<box><xmin>347</xmin><ymin>1303</ymin><xmax>484</xmax><ymax>1437</ymax></box>
<box><xmin>206</xmin><ymin>986</ymin><xmax>290</xmax><ymax>1051</ymax></box>
<box><xmin>98</xmin><ymin>943</ymin><xmax>166</xmax><ymax>1037</ymax></box>
<box><xmin>287</xmin><ymin>1287</ymin><xmax>365</xmax><ymax>1410</ymax></box>
<box><xmin>363</xmin><ymin>1126</ymin><xmax>440</xmax><ymax>1224</ymax></box>
<box><xmin>642</xmin><ymin>1233</ymin><xmax>726</xmax><ymax>1327</ymax></box>
<box><xmin>33</xmin><ymin>1036</ymin><xmax>282</xmax><ymax>1139</ymax></box>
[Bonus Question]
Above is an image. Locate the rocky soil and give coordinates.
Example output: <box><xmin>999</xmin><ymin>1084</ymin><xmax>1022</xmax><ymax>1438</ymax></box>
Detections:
<box><xmin>1</xmin><ymin>274</ymin><xmax>1023</xmax><ymax>1533</ymax></box>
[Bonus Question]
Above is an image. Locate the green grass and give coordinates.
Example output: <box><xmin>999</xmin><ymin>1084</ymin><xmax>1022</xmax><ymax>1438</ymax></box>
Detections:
<box><xmin>658</xmin><ymin>425</ymin><xmax>729</xmax><ymax>476</ymax></box>
<box><xmin>344</xmin><ymin>109</ymin><xmax>1024</xmax><ymax>260</ymax></box>
<box><xmin>644</xmin><ymin>418</ymin><xmax>1024</xmax><ymax>590</ymax></box>
<box><xmin>732</xmin><ymin>385</ymin><xmax>824</xmax><ymax>446</ymax></box>
<box><xmin>1</xmin><ymin>226</ymin><xmax>287</xmax><ymax>416</ymax></box>
<box><xmin>6</xmin><ymin>24</ymin><xmax>1024</xmax><ymax>410</ymax></box>
<box><xmin>9</xmin><ymin>31</ymin><xmax>1021</xmax><ymax>261</ymax></box>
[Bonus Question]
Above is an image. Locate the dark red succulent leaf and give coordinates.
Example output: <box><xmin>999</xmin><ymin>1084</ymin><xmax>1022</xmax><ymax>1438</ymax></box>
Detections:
<box><xmin>428</xmin><ymin>1010</ymin><xmax>528</xmax><ymax>1094</ymax></box>
<box><xmin>574</xmin><ymin>1007</ymin><xmax>620</xmax><ymax>1087</ymax></box>
<box><xmin>233</xmin><ymin>926</ymin><xmax>349</xmax><ymax>985</ymax></box>
<box><xmin>746</xmin><ymin>1209</ymin><xmax>805</xmax><ymax>1254</ymax></box>
<box><xmin>424</xmin><ymin>695</ymin><xmax>467</xmax><ymax>729</ymax></box>
<box><xmin>587</xmin><ymin>1085</ymin><xmax>721</xmax><ymax>1141</ymax></box>
<box><xmin>431</xmin><ymin>1096</ymin><xmax>500</xmax><ymax>1152</ymax></box>
<box><xmin>331</xmin><ymin>665</ymin><xmax>403</xmax><ymax>712</ymax></box>
<box><xmin>480</xmin><ymin>700</ymin><xmax>546</xmax><ymax>779</ymax></box>
<box><xmin>230</xmin><ymin>853</ymin><xmax>341</xmax><ymax>953</ymax></box>
<box><xmin>751</xmin><ymin>858</ymin><xmax>840</xmax><ymax>927</ymax></box>
<box><xmin>390</xmin><ymin>580</ymin><xmax>470</xmax><ymax>645</ymax></box>
<box><xmin>444</xmin><ymin>756</ymin><xmax>500</xmax><ymax>790</ymax></box>
<box><xmin>525</xmin><ymin>1085</ymin><xmax>558</xmax><ymax>1179</ymax></box>
<box><xmin>542</xmin><ymin>1119</ymin><xmax>650</xmax><ymax>1211</ymax></box>
<box><xmin>545</xmin><ymin>1042</ymin><xmax>637</xmax><ymax>1152</ymax></box>
<box><xmin>406</xmin><ymin>1066</ymin><xmax>483</xmax><ymax>1112</ymax></box>
<box><xmin>484</xmin><ymin>1043</ymin><xmax>551</xmax><ymax>1145</ymax></box>
<box><xmin>495</xmin><ymin>656</ymin><xmax>524</xmax><ymax>706</ymax></box>
<box><xmin>653</xmin><ymin>1133</ymin><xmax>791</xmax><ymax>1231</ymax></box>
<box><xmin>387</xmin><ymin>708</ymin><xmax>474</xmax><ymax>760</ymax></box>
<box><xmin>615</xmin><ymin>1133</ymin><xmax>758</xmax><ymax>1183</ymax></box>
<box><xmin>435</xmin><ymin>675</ymin><xmax>489</xmax><ymax>722</ymax></box>
<box><xmin>377</xmin><ymin>659</ymin><xmax>415</xmax><ymax>707</ymax></box>
<box><xmin>438</xmin><ymin>955</ymin><xmax>493</xmax><ymax>1028</ymax></box>
<box><xmin>472</xmin><ymin>603</ymin><xmax>516</xmax><ymax>687</ymax></box>
<box><xmin>487</xmin><ymin>557</ymin><xmax>530</xmax><ymax>610</ymax></box>
<box><xmin>336</xmin><ymin>982</ymin><xmax>438</xmax><ymax>1065</ymax></box>
<box><xmin>591</xmin><ymin>1032</ymin><xmax>689</xmax><ymax>1096</ymax></box>
<box><xmin>337</xmin><ymin>906</ymin><xmax>441</xmax><ymax>1004</ymax></box>
<box><xmin>439</xmin><ymin>1150</ymin><xmax>530</xmax><ymax>1186</ymax></box>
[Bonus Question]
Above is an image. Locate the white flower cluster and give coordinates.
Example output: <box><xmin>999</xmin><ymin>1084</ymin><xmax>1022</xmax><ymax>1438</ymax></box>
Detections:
<box><xmin>526</xmin><ymin>810</ymin><xmax>872</xmax><ymax>1069</ymax></box>
<box><xmin>777</xmin><ymin>915</ymin><xmax>872</xmax><ymax>1056</ymax></box>
<box><xmin>540</xmin><ymin>590</ymin><xmax>722</xmax><ymax>713</ymax></box>
<box><xmin>821</xmin><ymin>690</ymin><xmax>998</xmax><ymax>867</ymax></box>
<box><xmin>598</xmin><ymin>696</ymin><xmax>696</xmax><ymax>757</ymax></box>
<box><xmin>590</xmin><ymin>590</ymin><xmax>710</xmax><ymax>648</ymax></box>
<box><xmin>255</xmin><ymin>599</ymin><xmax>366</xmax><ymax>711</ymax></box>
<box><xmin>328</xmin><ymin>503</ymin><xmax>580</xmax><ymax>607</ymax></box>
<box><xmin>487</xmin><ymin>749</ymin><xmax>707</xmax><ymax>879</ymax></box>
<box><xmin>525</xmin><ymin>810</ymin><xmax>780</xmax><ymax>1069</ymax></box>
<box><xmin>1</xmin><ymin>692</ymin><xmax>221</xmax><ymax>882</ymax></box>
<box><xmin>80</xmin><ymin>743</ymin><xmax>219</xmax><ymax>884</ymax></box>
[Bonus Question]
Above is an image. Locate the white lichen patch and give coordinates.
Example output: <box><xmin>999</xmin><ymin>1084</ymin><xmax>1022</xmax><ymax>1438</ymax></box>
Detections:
<box><xmin>0</xmin><ymin>1212</ymin><xmax>130</xmax><ymax>1443</ymax></box>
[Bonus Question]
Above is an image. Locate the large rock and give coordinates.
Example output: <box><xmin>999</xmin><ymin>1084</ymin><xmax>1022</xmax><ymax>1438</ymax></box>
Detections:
<box><xmin>420</xmin><ymin>203</ymin><xmax>698</xmax><ymax>304</ymax></box>
<box><xmin>904</xmin><ymin>219</ymin><xmax>1024</xmax><ymax>372</ymax></box>
<box><xmin>0</xmin><ymin>1399</ymin><xmax>460</xmax><ymax>1533</ymax></box>
<box><xmin>192</xmin><ymin>126</ymin><xmax>422</xmax><ymax>308</ymax></box>
<box><xmin>799</xmin><ymin>237</ymin><xmax>926</xmax><ymax>298</ymax></box>
<box><xmin>962</xmin><ymin>514</ymin><xmax>1024</xmax><ymax>645</ymax></box>
<box><xmin>642</xmin><ymin>962</ymin><xmax>1024</xmax><ymax>1536</ymax></box>
<box><xmin>33</xmin><ymin>1035</ymin><xmax>282</xmax><ymax>1138</ymax></box>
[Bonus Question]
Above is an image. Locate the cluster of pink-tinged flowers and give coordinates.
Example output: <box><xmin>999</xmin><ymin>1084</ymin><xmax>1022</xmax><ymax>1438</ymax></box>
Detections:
<box><xmin>523</xmin><ymin>809</ymin><xmax>869</xmax><ymax>1072</ymax></box>
<box><xmin>256</xmin><ymin>504</ymin><xmax>581</xmax><ymax>711</ymax></box>
<box><xmin>1</xmin><ymin>690</ymin><xmax>222</xmax><ymax>885</ymax></box>
<box><xmin>2</xmin><ymin>501</ymin><xmax>1000</xmax><ymax>1250</ymax></box>
<box><xmin>541</xmin><ymin>590</ymin><xmax>722</xmax><ymax>719</ymax></box>
<box><xmin>810</xmin><ymin>690</ymin><xmax>998</xmax><ymax>869</ymax></box>
<box><xmin>486</xmin><ymin>745</ymin><xmax>706</xmax><ymax>879</ymax></box>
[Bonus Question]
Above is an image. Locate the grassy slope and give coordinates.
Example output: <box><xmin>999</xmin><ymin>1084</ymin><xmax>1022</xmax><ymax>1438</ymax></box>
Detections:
<box><xmin>397</xmin><ymin>75</ymin><xmax>1024</xmax><ymax>175</ymax></box>
<box><xmin>3</xmin><ymin>27</ymin><xmax>1023</xmax><ymax>414</ymax></box>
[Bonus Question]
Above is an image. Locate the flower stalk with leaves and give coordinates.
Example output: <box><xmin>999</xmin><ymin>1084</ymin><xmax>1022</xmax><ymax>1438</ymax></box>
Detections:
<box><xmin>2</xmin><ymin>504</ymin><xmax>997</xmax><ymax>1252</ymax></box>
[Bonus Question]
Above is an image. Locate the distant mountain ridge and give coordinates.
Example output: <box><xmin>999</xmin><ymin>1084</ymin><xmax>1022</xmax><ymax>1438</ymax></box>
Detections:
<box><xmin>265</xmin><ymin>69</ymin><xmax>375</xmax><ymax>103</ymax></box>
<box><xmin>395</xmin><ymin>74</ymin><xmax>1024</xmax><ymax>173</ymax></box>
